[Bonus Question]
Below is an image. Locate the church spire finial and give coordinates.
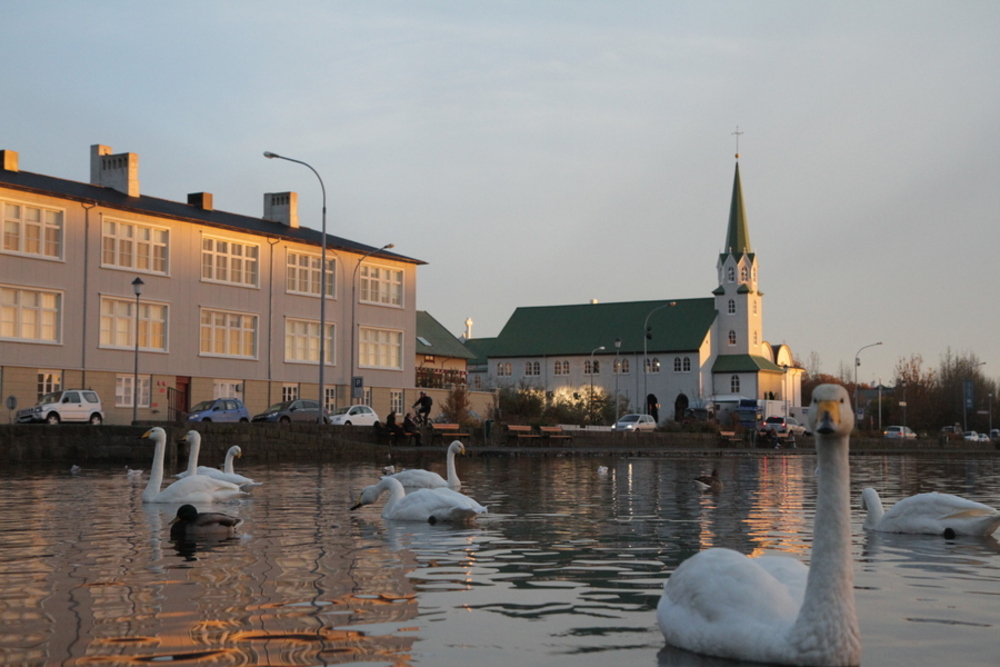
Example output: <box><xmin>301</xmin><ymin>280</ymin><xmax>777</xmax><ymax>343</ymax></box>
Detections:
<box><xmin>732</xmin><ymin>125</ymin><xmax>743</xmax><ymax>159</ymax></box>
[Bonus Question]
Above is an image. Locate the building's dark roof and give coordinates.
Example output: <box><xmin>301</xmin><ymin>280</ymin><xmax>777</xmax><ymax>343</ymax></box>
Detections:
<box><xmin>0</xmin><ymin>167</ymin><xmax>423</xmax><ymax>264</ymax></box>
<box><xmin>712</xmin><ymin>354</ymin><xmax>785</xmax><ymax>373</ymax></box>
<box><xmin>486</xmin><ymin>298</ymin><xmax>718</xmax><ymax>358</ymax></box>
<box><xmin>416</xmin><ymin>311</ymin><xmax>475</xmax><ymax>360</ymax></box>
<box><xmin>722</xmin><ymin>161</ymin><xmax>751</xmax><ymax>259</ymax></box>
<box><xmin>462</xmin><ymin>337</ymin><xmax>499</xmax><ymax>368</ymax></box>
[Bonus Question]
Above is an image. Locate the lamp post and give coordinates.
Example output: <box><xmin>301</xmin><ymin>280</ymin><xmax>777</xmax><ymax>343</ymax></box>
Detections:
<box><xmin>350</xmin><ymin>243</ymin><xmax>395</xmax><ymax>405</ymax></box>
<box><xmin>589</xmin><ymin>345</ymin><xmax>605</xmax><ymax>424</ymax></box>
<box><xmin>853</xmin><ymin>341</ymin><xmax>882</xmax><ymax>424</ymax></box>
<box><xmin>131</xmin><ymin>276</ymin><xmax>144</xmax><ymax>425</ymax></box>
<box><xmin>782</xmin><ymin>364</ymin><xmax>789</xmax><ymax>417</ymax></box>
<box><xmin>963</xmin><ymin>361</ymin><xmax>986</xmax><ymax>432</ymax></box>
<box><xmin>264</xmin><ymin>151</ymin><xmax>328</xmax><ymax>423</ymax></box>
<box><xmin>614</xmin><ymin>337</ymin><xmax>622</xmax><ymax>423</ymax></box>
<box><xmin>990</xmin><ymin>392</ymin><xmax>993</xmax><ymax>437</ymax></box>
<box><xmin>642</xmin><ymin>302</ymin><xmax>677</xmax><ymax>414</ymax></box>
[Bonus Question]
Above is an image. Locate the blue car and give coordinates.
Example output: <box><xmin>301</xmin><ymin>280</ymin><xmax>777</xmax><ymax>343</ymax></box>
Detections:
<box><xmin>186</xmin><ymin>398</ymin><xmax>250</xmax><ymax>422</ymax></box>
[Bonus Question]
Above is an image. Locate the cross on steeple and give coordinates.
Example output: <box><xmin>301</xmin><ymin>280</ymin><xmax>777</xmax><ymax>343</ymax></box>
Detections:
<box><xmin>732</xmin><ymin>126</ymin><xmax>743</xmax><ymax>159</ymax></box>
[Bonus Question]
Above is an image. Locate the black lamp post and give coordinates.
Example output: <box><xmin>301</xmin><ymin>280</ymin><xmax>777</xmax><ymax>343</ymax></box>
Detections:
<box><xmin>131</xmin><ymin>276</ymin><xmax>144</xmax><ymax>425</ymax></box>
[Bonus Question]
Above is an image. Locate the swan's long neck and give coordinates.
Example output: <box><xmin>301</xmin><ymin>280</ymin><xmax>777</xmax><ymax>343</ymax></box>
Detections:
<box><xmin>861</xmin><ymin>488</ymin><xmax>884</xmax><ymax>529</ymax></box>
<box><xmin>788</xmin><ymin>432</ymin><xmax>861</xmax><ymax>662</ymax></box>
<box><xmin>224</xmin><ymin>447</ymin><xmax>237</xmax><ymax>475</ymax></box>
<box><xmin>185</xmin><ymin>436</ymin><xmax>201</xmax><ymax>476</ymax></box>
<box><xmin>143</xmin><ymin>435</ymin><xmax>166</xmax><ymax>502</ymax></box>
<box><xmin>380</xmin><ymin>478</ymin><xmax>407</xmax><ymax>518</ymax></box>
<box><xmin>446</xmin><ymin>447</ymin><xmax>461</xmax><ymax>488</ymax></box>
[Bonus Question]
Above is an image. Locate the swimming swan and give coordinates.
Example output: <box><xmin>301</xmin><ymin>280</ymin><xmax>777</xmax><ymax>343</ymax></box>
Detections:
<box><xmin>387</xmin><ymin>440</ymin><xmax>465</xmax><ymax>492</ymax></box>
<box><xmin>694</xmin><ymin>468</ymin><xmax>723</xmax><ymax>492</ymax></box>
<box><xmin>169</xmin><ymin>504</ymin><xmax>243</xmax><ymax>540</ymax></box>
<box><xmin>657</xmin><ymin>384</ymin><xmax>861</xmax><ymax>666</ymax></box>
<box><xmin>861</xmin><ymin>487</ymin><xmax>1000</xmax><ymax>537</ymax></box>
<box><xmin>351</xmin><ymin>475</ymin><xmax>487</xmax><ymax>524</ymax></box>
<box><xmin>140</xmin><ymin>427</ymin><xmax>246</xmax><ymax>504</ymax></box>
<box><xmin>176</xmin><ymin>438</ymin><xmax>258</xmax><ymax>487</ymax></box>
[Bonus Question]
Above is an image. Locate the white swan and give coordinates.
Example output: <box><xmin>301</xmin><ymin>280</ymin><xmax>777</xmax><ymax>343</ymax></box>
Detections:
<box><xmin>861</xmin><ymin>487</ymin><xmax>1000</xmax><ymax>537</ymax></box>
<box><xmin>176</xmin><ymin>438</ymin><xmax>258</xmax><ymax>486</ymax></box>
<box><xmin>140</xmin><ymin>427</ymin><xmax>246</xmax><ymax>504</ymax></box>
<box><xmin>350</xmin><ymin>476</ymin><xmax>487</xmax><ymax>524</ymax></box>
<box><xmin>657</xmin><ymin>384</ymin><xmax>861</xmax><ymax>666</ymax></box>
<box><xmin>387</xmin><ymin>440</ymin><xmax>465</xmax><ymax>492</ymax></box>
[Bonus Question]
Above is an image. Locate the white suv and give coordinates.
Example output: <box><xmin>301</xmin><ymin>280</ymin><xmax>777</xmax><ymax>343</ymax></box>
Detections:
<box><xmin>16</xmin><ymin>390</ymin><xmax>104</xmax><ymax>425</ymax></box>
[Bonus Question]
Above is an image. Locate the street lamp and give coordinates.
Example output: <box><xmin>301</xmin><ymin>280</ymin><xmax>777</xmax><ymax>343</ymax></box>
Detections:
<box><xmin>853</xmin><ymin>341</ymin><xmax>882</xmax><ymax>424</ymax></box>
<box><xmin>642</xmin><ymin>302</ymin><xmax>677</xmax><ymax>414</ymax></box>
<box><xmin>589</xmin><ymin>345</ymin><xmax>605</xmax><ymax>424</ymax></box>
<box><xmin>614</xmin><ymin>337</ymin><xmax>622</xmax><ymax>423</ymax></box>
<box><xmin>350</xmin><ymin>243</ymin><xmax>395</xmax><ymax>405</ymax></box>
<box><xmin>131</xmin><ymin>276</ymin><xmax>144</xmax><ymax>425</ymax></box>
<box><xmin>264</xmin><ymin>151</ymin><xmax>328</xmax><ymax>423</ymax></box>
<box><xmin>963</xmin><ymin>361</ymin><xmax>987</xmax><ymax>431</ymax></box>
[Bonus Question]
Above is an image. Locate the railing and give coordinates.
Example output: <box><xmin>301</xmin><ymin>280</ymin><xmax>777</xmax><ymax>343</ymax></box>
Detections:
<box><xmin>416</xmin><ymin>368</ymin><xmax>467</xmax><ymax>389</ymax></box>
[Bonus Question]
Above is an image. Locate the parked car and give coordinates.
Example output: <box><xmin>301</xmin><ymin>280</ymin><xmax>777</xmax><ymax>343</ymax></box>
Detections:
<box><xmin>980</xmin><ymin>432</ymin><xmax>992</xmax><ymax>442</ymax></box>
<box><xmin>611</xmin><ymin>413</ymin><xmax>657</xmax><ymax>432</ymax></box>
<box><xmin>762</xmin><ymin>415</ymin><xmax>808</xmax><ymax>436</ymax></box>
<box><xmin>186</xmin><ymin>398</ymin><xmax>250</xmax><ymax>422</ymax></box>
<box><xmin>884</xmin><ymin>425</ymin><xmax>917</xmax><ymax>439</ymax></box>
<box><xmin>963</xmin><ymin>431</ymin><xmax>980</xmax><ymax>441</ymax></box>
<box><xmin>16</xmin><ymin>389</ymin><xmax>104</xmax><ymax>425</ymax></box>
<box><xmin>991</xmin><ymin>429</ymin><xmax>1000</xmax><ymax>441</ymax></box>
<box><xmin>252</xmin><ymin>399</ymin><xmax>325</xmax><ymax>423</ymax></box>
<box><xmin>328</xmin><ymin>404</ymin><xmax>380</xmax><ymax>427</ymax></box>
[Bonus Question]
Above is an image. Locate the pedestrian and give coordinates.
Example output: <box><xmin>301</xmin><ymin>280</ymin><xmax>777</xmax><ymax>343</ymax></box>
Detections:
<box><xmin>403</xmin><ymin>411</ymin><xmax>422</xmax><ymax>446</ymax></box>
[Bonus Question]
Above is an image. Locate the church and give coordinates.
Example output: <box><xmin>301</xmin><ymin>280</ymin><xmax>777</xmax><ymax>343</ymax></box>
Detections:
<box><xmin>465</xmin><ymin>158</ymin><xmax>804</xmax><ymax>424</ymax></box>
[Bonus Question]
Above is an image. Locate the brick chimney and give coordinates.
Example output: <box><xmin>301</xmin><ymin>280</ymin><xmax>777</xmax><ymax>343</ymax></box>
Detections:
<box><xmin>90</xmin><ymin>144</ymin><xmax>140</xmax><ymax>197</ymax></box>
<box><xmin>1</xmin><ymin>150</ymin><xmax>18</xmax><ymax>172</ymax></box>
<box><xmin>264</xmin><ymin>192</ymin><xmax>299</xmax><ymax>228</ymax></box>
<box><xmin>187</xmin><ymin>192</ymin><xmax>214</xmax><ymax>211</ymax></box>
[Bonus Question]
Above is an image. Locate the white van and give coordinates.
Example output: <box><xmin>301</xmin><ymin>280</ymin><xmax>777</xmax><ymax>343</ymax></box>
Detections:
<box><xmin>16</xmin><ymin>390</ymin><xmax>104</xmax><ymax>425</ymax></box>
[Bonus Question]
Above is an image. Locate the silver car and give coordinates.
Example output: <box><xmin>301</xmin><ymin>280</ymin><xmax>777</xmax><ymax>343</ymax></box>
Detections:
<box><xmin>328</xmin><ymin>404</ymin><xmax>380</xmax><ymax>427</ymax></box>
<box><xmin>252</xmin><ymin>399</ymin><xmax>325</xmax><ymax>423</ymax></box>
<box><xmin>611</xmin><ymin>413</ymin><xmax>656</xmax><ymax>432</ymax></box>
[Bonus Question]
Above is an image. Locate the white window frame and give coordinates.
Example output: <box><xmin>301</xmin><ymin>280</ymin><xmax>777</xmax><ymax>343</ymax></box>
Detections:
<box><xmin>554</xmin><ymin>360</ymin><xmax>569</xmax><ymax>376</ymax></box>
<box><xmin>644</xmin><ymin>357</ymin><xmax>661</xmax><ymax>374</ymax></box>
<box><xmin>731</xmin><ymin>375</ymin><xmax>741</xmax><ymax>393</ymax></box>
<box><xmin>101</xmin><ymin>218</ymin><xmax>169</xmax><ymax>274</ymax></box>
<box><xmin>99</xmin><ymin>296</ymin><xmax>168</xmax><ymax>351</ymax></box>
<box><xmin>199</xmin><ymin>308</ymin><xmax>258</xmax><ymax>359</ymax></box>
<box><xmin>201</xmin><ymin>236</ymin><xmax>259</xmax><ymax>288</ymax></box>
<box><xmin>284</xmin><ymin>317</ymin><xmax>335</xmax><ymax>365</ymax></box>
<box><xmin>286</xmin><ymin>250</ymin><xmax>335</xmax><ymax>298</ymax></box>
<box><xmin>390</xmin><ymin>390</ymin><xmax>403</xmax><ymax>414</ymax></box>
<box><xmin>2</xmin><ymin>198</ymin><xmax>63</xmax><ymax>260</ymax></box>
<box><xmin>214</xmin><ymin>380</ymin><xmax>243</xmax><ymax>399</ymax></box>
<box><xmin>282</xmin><ymin>384</ymin><xmax>299</xmax><ymax>402</ymax></box>
<box><xmin>728</xmin><ymin>299</ymin><xmax>736</xmax><ymax>315</ymax></box>
<box><xmin>37</xmin><ymin>370</ymin><xmax>62</xmax><ymax>398</ymax></box>
<box><xmin>497</xmin><ymin>362</ymin><xmax>511</xmax><ymax>377</ymax></box>
<box><xmin>359</xmin><ymin>326</ymin><xmax>403</xmax><ymax>370</ymax></box>
<box><xmin>359</xmin><ymin>263</ymin><xmax>403</xmax><ymax>307</ymax></box>
<box><xmin>0</xmin><ymin>285</ymin><xmax>61</xmax><ymax>343</ymax></box>
<box><xmin>728</xmin><ymin>330</ymin><xmax>737</xmax><ymax>346</ymax></box>
<box><xmin>116</xmin><ymin>374</ymin><xmax>151</xmax><ymax>408</ymax></box>
<box><xmin>525</xmin><ymin>361</ymin><xmax>541</xmax><ymax>376</ymax></box>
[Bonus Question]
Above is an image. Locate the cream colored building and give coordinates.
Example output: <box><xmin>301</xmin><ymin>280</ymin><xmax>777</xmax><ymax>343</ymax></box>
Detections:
<box><xmin>0</xmin><ymin>144</ymin><xmax>427</xmax><ymax>424</ymax></box>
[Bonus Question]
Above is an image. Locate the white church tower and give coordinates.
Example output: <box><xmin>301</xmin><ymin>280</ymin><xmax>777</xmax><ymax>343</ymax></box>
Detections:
<box><xmin>713</xmin><ymin>159</ymin><xmax>764</xmax><ymax>359</ymax></box>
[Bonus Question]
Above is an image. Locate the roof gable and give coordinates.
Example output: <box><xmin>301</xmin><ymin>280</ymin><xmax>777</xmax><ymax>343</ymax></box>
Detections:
<box><xmin>416</xmin><ymin>311</ymin><xmax>475</xmax><ymax>359</ymax></box>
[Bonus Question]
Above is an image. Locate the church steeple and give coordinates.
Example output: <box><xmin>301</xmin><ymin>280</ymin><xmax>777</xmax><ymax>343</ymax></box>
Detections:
<box><xmin>724</xmin><ymin>161</ymin><xmax>751</xmax><ymax>256</ymax></box>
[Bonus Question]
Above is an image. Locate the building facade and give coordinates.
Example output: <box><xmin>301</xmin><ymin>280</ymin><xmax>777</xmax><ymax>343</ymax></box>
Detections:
<box><xmin>0</xmin><ymin>144</ymin><xmax>425</xmax><ymax>424</ymax></box>
<box><xmin>466</xmin><ymin>159</ymin><xmax>804</xmax><ymax>424</ymax></box>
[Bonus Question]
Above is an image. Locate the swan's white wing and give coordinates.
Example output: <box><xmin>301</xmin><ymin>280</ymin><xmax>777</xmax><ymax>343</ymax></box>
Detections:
<box><xmin>196</xmin><ymin>467</ymin><xmax>259</xmax><ymax>486</ymax></box>
<box><xmin>149</xmin><ymin>474</ymin><xmax>246</xmax><ymax>504</ymax></box>
<box><xmin>879</xmin><ymin>492</ymin><xmax>1000</xmax><ymax>535</ymax></box>
<box><xmin>387</xmin><ymin>487</ymin><xmax>486</xmax><ymax>523</ymax></box>
<box><xmin>389</xmin><ymin>468</ymin><xmax>448</xmax><ymax>492</ymax></box>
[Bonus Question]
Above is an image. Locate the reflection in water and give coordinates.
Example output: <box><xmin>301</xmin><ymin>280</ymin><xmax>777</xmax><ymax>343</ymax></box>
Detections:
<box><xmin>0</xmin><ymin>455</ymin><xmax>998</xmax><ymax>665</ymax></box>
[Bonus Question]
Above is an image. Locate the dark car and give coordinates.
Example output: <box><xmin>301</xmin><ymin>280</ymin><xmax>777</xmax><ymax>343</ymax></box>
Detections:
<box><xmin>252</xmin><ymin>399</ymin><xmax>325</xmax><ymax>423</ymax></box>
<box><xmin>186</xmin><ymin>398</ymin><xmax>250</xmax><ymax>422</ymax></box>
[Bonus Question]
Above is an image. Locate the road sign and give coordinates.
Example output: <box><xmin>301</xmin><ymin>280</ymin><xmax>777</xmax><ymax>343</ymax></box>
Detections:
<box><xmin>352</xmin><ymin>376</ymin><xmax>364</xmax><ymax>399</ymax></box>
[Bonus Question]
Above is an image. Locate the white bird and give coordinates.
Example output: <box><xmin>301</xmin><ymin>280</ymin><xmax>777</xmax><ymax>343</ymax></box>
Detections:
<box><xmin>176</xmin><ymin>439</ymin><xmax>258</xmax><ymax>486</ymax></box>
<box><xmin>70</xmin><ymin>465</ymin><xmax>81</xmax><ymax>475</ymax></box>
<box><xmin>861</xmin><ymin>487</ymin><xmax>1000</xmax><ymax>537</ymax></box>
<box><xmin>597</xmin><ymin>466</ymin><xmax>609</xmax><ymax>476</ymax></box>
<box><xmin>657</xmin><ymin>384</ymin><xmax>861</xmax><ymax>666</ymax></box>
<box><xmin>386</xmin><ymin>440</ymin><xmax>465</xmax><ymax>492</ymax></box>
<box><xmin>125</xmin><ymin>466</ymin><xmax>143</xmax><ymax>479</ymax></box>
<box><xmin>139</xmin><ymin>427</ymin><xmax>246</xmax><ymax>504</ymax></box>
<box><xmin>693</xmin><ymin>468</ymin><xmax>723</xmax><ymax>492</ymax></box>
<box><xmin>351</xmin><ymin>476</ymin><xmax>487</xmax><ymax>525</ymax></box>
<box><xmin>381</xmin><ymin>465</ymin><xmax>396</xmax><ymax>475</ymax></box>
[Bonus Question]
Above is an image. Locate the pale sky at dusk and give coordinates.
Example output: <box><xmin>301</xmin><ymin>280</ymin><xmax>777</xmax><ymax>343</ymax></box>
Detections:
<box><xmin>4</xmin><ymin>1</ymin><xmax>999</xmax><ymax>386</ymax></box>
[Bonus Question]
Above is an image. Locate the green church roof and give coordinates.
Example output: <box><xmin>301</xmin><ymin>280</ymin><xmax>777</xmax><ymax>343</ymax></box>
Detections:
<box><xmin>416</xmin><ymin>311</ymin><xmax>476</xmax><ymax>360</ymax></box>
<box><xmin>721</xmin><ymin>161</ymin><xmax>752</xmax><ymax>259</ymax></box>
<box><xmin>712</xmin><ymin>354</ymin><xmax>785</xmax><ymax>373</ymax></box>
<box><xmin>487</xmin><ymin>298</ymin><xmax>718</xmax><ymax>358</ymax></box>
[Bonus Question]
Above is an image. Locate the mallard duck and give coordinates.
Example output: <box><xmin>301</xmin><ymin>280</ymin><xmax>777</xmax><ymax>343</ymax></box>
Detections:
<box><xmin>169</xmin><ymin>504</ymin><xmax>243</xmax><ymax>540</ymax></box>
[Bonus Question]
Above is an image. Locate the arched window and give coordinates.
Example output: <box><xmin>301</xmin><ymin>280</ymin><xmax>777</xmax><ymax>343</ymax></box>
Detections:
<box><xmin>674</xmin><ymin>357</ymin><xmax>682</xmax><ymax>372</ymax></box>
<box><xmin>621</xmin><ymin>358</ymin><xmax>629</xmax><ymax>374</ymax></box>
<box><xmin>731</xmin><ymin>375</ymin><xmax>740</xmax><ymax>393</ymax></box>
<box><xmin>740</xmin><ymin>266</ymin><xmax>749</xmax><ymax>282</ymax></box>
<box><xmin>593</xmin><ymin>360</ymin><xmax>600</xmax><ymax>374</ymax></box>
<box><xmin>753</xmin><ymin>331</ymin><xmax>758</xmax><ymax>345</ymax></box>
<box><xmin>497</xmin><ymin>362</ymin><xmax>510</xmax><ymax>377</ymax></box>
<box><xmin>683</xmin><ymin>357</ymin><xmax>691</xmax><ymax>372</ymax></box>
<box><xmin>727</xmin><ymin>266</ymin><xmax>735</xmax><ymax>282</ymax></box>
<box><xmin>651</xmin><ymin>357</ymin><xmax>660</xmax><ymax>373</ymax></box>
<box><xmin>524</xmin><ymin>361</ymin><xmax>533</xmax><ymax>375</ymax></box>
<box><xmin>562</xmin><ymin>360</ymin><xmax>570</xmax><ymax>374</ymax></box>
<box><xmin>505</xmin><ymin>362</ymin><xmax>512</xmax><ymax>376</ymax></box>
<box><xmin>728</xmin><ymin>299</ymin><xmax>736</xmax><ymax>315</ymax></box>
<box><xmin>728</xmin><ymin>330</ymin><xmax>737</xmax><ymax>346</ymax></box>
<box><xmin>753</xmin><ymin>300</ymin><xmax>758</xmax><ymax>316</ymax></box>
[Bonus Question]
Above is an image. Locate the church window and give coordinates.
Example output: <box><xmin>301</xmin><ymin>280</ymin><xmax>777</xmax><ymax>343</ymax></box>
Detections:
<box><xmin>753</xmin><ymin>300</ymin><xmax>758</xmax><ymax>316</ymax></box>
<box><xmin>740</xmin><ymin>266</ymin><xmax>749</xmax><ymax>282</ymax></box>
<box><xmin>753</xmin><ymin>331</ymin><xmax>758</xmax><ymax>345</ymax></box>
<box><xmin>525</xmin><ymin>361</ymin><xmax>540</xmax><ymax>376</ymax></box>
<box><xmin>497</xmin><ymin>362</ymin><xmax>511</xmax><ymax>377</ymax></box>
<box><xmin>683</xmin><ymin>357</ymin><xmax>691</xmax><ymax>372</ymax></box>
<box><xmin>645</xmin><ymin>357</ymin><xmax>661</xmax><ymax>374</ymax></box>
<box><xmin>614</xmin><ymin>358</ymin><xmax>629</xmax><ymax>375</ymax></box>
<box><xmin>728</xmin><ymin>330</ymin><xmax>737</xmax><ymax>346</ymax></box>
<box><xmin>727</xmin><ymin>266</ymin><xmax>735</xmax><ymax>282</ymax></box>
<box><xmin>728</xmin><ymin>299</ymin><xmax>736</xmax><ymax>315</ymax></box>
<box><xmin>730</xmin><ymin>375</ymin><xmax>740</xmax><ymax>393</ymax></box>
<box><xmin>674</xmin><ymin>357</ymin><xmax>682</xmax><ymax>372</ymax></box>
<box><xmin>554</xmin><ymin>360</ymin><xmax>569</xmax><ymax>376</ymax></box>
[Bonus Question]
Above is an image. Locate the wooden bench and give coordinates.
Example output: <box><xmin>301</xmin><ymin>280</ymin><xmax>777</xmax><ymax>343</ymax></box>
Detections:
<box><xmin>539</xmin><ymin>425</ymin><xmax>573</xmax><ymax>443</ymax></box>
<box><xmin>506</xmin><ymin>424</ymin><xmax>541</xmax><ymax>444</ymax></box>
<box><xmin>431</xmin><ymin>423</ymin><xmax>470</xmax><ymax>442</ymax></box>
<box><xmin>720</xmin><ymin>430</ymin><xmax>742</xmax><ymax>445</ymax></box>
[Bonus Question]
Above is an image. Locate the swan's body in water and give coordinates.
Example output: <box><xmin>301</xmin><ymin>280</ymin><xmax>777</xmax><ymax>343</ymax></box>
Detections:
<box><xmin>861</xmin><ymin>487</ymin><xmax>1000</xmax><ymax>537</ymax></box>
<box><xmin>169</xmin><ymin>504</ymin><xmax>243</xmax><ymax>540</ymax></box>
<box><xmin>387</xmin><ymin>440</ymin><xmax>465</xmax><ymax>492</ymax></box>
<box><xmin>693</xmin><ymin>469</ymin><xmax>722</xmax><ymax>492</ymax></box>
<box><xmin>658</xmin><ymin>384</ymin><xmax>861</xmax><ymax>666</ymax></box>
<box><xmin>140</xmin><ymin>427</ymin><xmax>246</xmax><ymax>504</ymax></box>
<box><xmin>175</xmin><ymin>440</ymin><xmax>258</xmax><ymax>486</ymax></box>
<box><xmin>351</xmin><ymin>475</ymin><xmax>486</xmax><ymax>524</ymax></box>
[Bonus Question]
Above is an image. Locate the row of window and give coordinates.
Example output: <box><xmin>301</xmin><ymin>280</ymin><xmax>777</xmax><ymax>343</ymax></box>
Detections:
<box><xmin>724</xmin><ymin>265</ymin><xmax>756</xmax><ymax>283</ymax></box>
<box><xmin>3</xmin><ymin>198</ymin><xmax>404</xmax><ymax>305</ymax></box>
<box><xmin>497</xmin><ymin>357</ymin><xmax>696</xmax><ymax>377</ymax></box>
<box><xmin>726</xmin><ymin>329</ymin><xmax>760</xmax><ymax>346</ymax></box>
<box><xmin>2</xmin><ymin>286</ymin><xmax>403</xmax><ymax>369</ymax></box>
<box><xmin>726</xmin><ymin>298</ymin><xmax>759</xmax><ymax>316</ymax></box>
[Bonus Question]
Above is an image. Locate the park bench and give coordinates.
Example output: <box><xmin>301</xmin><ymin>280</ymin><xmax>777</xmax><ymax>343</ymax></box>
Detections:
<box><xmin>719</xmin><ymin>430</ymin><xmax>742</xmax><ymax>446</ymax></box>
<box><xmin>539</xmin><ymin>425</ymin><xmax>573</xmax><ymax>443</ymax></box>
<box><xmin>506</xmin><ymin>424</ymin><xmax>541</xmax><ymax>444</ymax></box>
<box><xmin>431</xmin><ymin>423</ymin><xmax>470</xmax><ymax>443</ymax></box>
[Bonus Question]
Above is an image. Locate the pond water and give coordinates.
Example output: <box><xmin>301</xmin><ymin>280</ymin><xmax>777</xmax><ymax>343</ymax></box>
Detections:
<box><xmin>1</xmin><ymin>452</ymin><xmax>999</xmax><ymax>666</ymax></box>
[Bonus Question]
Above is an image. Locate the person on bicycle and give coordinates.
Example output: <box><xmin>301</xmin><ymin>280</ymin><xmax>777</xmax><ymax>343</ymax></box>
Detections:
<box><xmin>412</xmin><ymin>391</ymin><xmax>433</xmax><ymax>424</ymax></box>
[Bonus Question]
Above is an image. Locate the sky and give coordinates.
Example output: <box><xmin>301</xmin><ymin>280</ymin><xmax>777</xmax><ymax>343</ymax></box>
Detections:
<box><xmin>4</xmin><ymin>1</ymin><xmax>1000</xmax><ymax>387</ymax></box>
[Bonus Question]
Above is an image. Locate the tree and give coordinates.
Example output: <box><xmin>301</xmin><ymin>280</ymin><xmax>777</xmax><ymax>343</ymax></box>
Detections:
<box><xmin>440</xmin><ymin>384</ymin><xmax>475</xmax><ymax>427</ymax></box>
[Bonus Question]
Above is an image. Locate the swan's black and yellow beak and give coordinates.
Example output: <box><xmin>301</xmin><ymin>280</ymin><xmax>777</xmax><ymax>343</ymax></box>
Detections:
<box><xmin>350</xmin><ymin>500</ymin><xmax>363</xmax><ymax>511</ymax></box>
<box><xmin>814</xmin><ymin>400</ymin><xmax>841</xmax><ymax>435</ymax></box>
<box><xmin>139</xmin><ymin>428</ymin><xmax>154</xmax><ymax>440</ymax></box>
